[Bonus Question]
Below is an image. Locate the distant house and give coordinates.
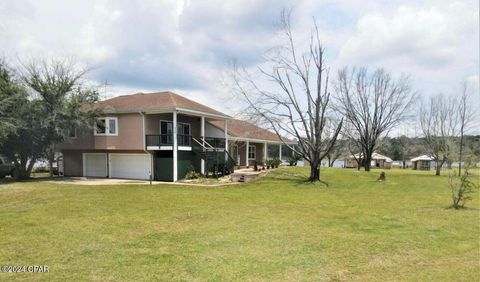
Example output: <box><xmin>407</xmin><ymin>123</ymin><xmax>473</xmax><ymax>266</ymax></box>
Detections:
<box><xmin>344</xmin><ymin>152</ymin><xmax>393</xmax><ymax>169</ymax></box>
<box><xmin>411</xmin><ymin>155</ymin><xmax>434</xmax><ymax>170</ymax></box>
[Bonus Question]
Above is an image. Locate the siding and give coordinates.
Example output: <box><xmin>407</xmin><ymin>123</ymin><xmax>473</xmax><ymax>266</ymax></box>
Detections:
<box><xmin>63</xmin><ymin>151</ymin><xmax>83</xmax><ymax>176</ymax></box>
<box><xmin>94</xmin><ymin>113</ymin><xmax>144</xmax><ymax>150</ymax></box>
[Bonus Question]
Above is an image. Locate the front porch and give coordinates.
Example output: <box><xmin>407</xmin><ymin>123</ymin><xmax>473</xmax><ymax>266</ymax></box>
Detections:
<box><xmin>228</xmin><ymin>140</ymin><xmax>295</xmax><ymax>168</ymax></box>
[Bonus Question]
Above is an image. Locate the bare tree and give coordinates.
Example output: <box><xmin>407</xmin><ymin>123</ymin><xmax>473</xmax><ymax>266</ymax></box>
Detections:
<box><xmin>457</xmin><ymin>83</ymin><xmax>475</xmax><ymax>175</ymax></box>
<box><xmin>231</xmin><ymin>10</ymin><xmax>343</xmax><ymax>182</ymax></box>
<box><xmin>326</xmin><ymin>141</ymin><xmax>344</xmax><ymax>167</ymax></box>
<box><xmin>341</xmin><ymin>122</ymin><xmax>364</xmax><ymax>170</ymax></box>
<box><xmin>419</xmin><ymin>94</ymin><xmax>459</xmax><ymax>176</ymax></box>
<box><xmin>335</xmin><ymin>67</ymin><xmax>416</xmax><ymax>171</ymax></box>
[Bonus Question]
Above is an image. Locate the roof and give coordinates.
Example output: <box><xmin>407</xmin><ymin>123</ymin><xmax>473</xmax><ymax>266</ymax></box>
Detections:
<box><xmin>92</xmin><ymin>91</ymin><xmax>229</xmax><ymax>118</ymax></box>
<box><xmin>411</xmin><ymin>155</ymin><xmax>434</xmax><ymax>162</ymax></box>
<box><xmin>209</xmin><ymin>119</ymin><xmax>296</xmax><ymax>143</ymax></box>
<box><xmin>348</xmin><ymin>152</ymin><xmax>393</xmax><ymax>163</ymax></box>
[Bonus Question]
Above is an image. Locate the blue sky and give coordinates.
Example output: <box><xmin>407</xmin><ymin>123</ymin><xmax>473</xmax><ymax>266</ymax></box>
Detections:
<box><xmin>0</xmin><ymin>0</ymin><xmax>478</xmax><ymax>131</ymax></box>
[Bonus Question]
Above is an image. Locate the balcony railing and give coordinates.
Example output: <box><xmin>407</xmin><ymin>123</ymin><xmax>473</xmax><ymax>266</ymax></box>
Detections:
<box><xmin>146</xmin><ymin>134</ymin><xmax>191</xmax><ymax>147</ymax></box>
<box><xmin>204</xmin><ymin>137</ymin><xmax>226</xmax><ymax>149</ymax></box>
<box><xmin>146</xmin><ymin>135</ymin><xmax>225</xmax><ymax>149</ymax></box>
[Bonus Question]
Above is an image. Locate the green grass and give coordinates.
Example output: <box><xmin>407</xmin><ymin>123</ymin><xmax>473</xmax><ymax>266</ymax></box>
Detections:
<box><xmin>0</xmin><ymin>167</ymin><xmax>478</xmax><ymax>281</ymax></box>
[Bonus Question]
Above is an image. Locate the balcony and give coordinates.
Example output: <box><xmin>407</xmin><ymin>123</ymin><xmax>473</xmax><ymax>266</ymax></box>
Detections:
<box><xmin>146</xmin><ymin>135</ymin><xmax>226</xmax><ymax>150</ymax></box>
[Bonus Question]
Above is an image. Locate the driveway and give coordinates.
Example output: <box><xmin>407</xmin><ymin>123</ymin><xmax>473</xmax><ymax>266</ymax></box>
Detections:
<box><xmin>40</xmin><ymin>177</ymin><xmax>156</xmax><ymax>185</ymax></box>
<box><xmin>38</xmin><ymin>177</ymin><xmax>240</xmax><ymax>186</ymax></box>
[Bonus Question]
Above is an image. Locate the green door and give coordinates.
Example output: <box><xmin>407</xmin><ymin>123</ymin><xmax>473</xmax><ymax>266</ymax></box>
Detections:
<box><xmin>154</xmin><ymin>151</ymin><xmax>173</xmax><ymax>181</ymax></box>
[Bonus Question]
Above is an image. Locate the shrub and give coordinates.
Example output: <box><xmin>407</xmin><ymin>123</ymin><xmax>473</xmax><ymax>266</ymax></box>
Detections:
<box><xmin>377</xmin><ymin>172</ymin><xmax>386</xmax><ymax>182</ymax></box>
<box><xmin>266</xmin><ymin>159</ymin><xmax>274</xmax><ymax>169</ymax></box>
<box><xmin>271</xmin><ymin>158</ymin><xmax>281</xmax><ymax>168</ymax></box>
<box><xmin>185</xmin><ymin>166</ymin><xmax>201</xmax><ymax>180</ymax></box>
<box><xmin>448</xmin><ymin>162</ymin><xmax>479</xmax><ymax>209</ymax></box>
<box><xmin>288</xmin><ymin>155</ymin><xmax>301</xmax><ymax>166</ymax></box>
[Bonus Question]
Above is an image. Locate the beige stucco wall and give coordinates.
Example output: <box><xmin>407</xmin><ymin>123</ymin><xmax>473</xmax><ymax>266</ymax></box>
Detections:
<box><xmin>59</xmin><ymin>112</ymin><xmax>228</xmax><ymax>153</ymax></box>
<box><xmin>94</xmin><ymin>113</ymin><xmax>144</xmax><ymax>150</ymax></box>
<box><xmin>57</xmin><ymin>126</ymin><xmax>95</xmax><ymax>150</ymax></box>
<box><xmin>58</xmin><ymin>113</ymin><xmax>144</xmax><ymax>151</ymax></box>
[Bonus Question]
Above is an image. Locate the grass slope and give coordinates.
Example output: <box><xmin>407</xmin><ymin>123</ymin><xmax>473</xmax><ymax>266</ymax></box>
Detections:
<box><xmin>0</xmin><ymin>167</ymin><xmax>479</xmax><ymax>281</ymax></box>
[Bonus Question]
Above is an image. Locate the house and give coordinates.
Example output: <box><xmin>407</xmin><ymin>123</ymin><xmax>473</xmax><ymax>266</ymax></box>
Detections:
<box><xmin>58</xmin><ymin>91</ymin><xmax>296</xmax><ymax>181</ymax></box>
<box><xmin>410</xmin><ymin>155</ymin><xmax>434</xmax><ymax>170</ymax></box>
<box><xmin>344</xmin><ymin>152</ymin><xmax>393</xmax><ymax>169</ymax></box>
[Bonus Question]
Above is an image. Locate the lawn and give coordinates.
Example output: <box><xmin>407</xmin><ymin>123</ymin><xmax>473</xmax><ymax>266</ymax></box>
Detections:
<box><xmin>0</xmin><ymin>167</ymin><xmax>479</xmax><ymax>281</ymax></box>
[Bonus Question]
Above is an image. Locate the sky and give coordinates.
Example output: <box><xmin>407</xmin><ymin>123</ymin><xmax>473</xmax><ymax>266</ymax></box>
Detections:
<box><xmin>0</xmin><ymin>0</ymin><xmax>479</xmax><ymax>134</ymax></box>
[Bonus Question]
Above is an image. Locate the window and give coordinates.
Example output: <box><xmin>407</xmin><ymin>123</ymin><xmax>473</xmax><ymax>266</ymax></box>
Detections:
<box><xmin>248</xmin><ymin>145</ymin><xmax>256</xmax><ymax>160</ymax></box>
<box><xmin>160</xmin><ymin>121</ymin><xmax>191</xmax><ymax>145</ymax></box>
<box><xmin>67</xmin><ymin>126</ymin><xmax>77</xmax><ymax>139</ymax></box>
<box><xmin>94</xmin><ymin>117</ymin><xmax>118</xmax><ymax>136</ymax></box>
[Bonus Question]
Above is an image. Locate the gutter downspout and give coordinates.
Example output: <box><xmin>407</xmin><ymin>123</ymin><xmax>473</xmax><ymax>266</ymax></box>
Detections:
<box><xmin>140</xmin><ymin>112</ymin><xmax>153</xmax><ymax>184</ymax></box>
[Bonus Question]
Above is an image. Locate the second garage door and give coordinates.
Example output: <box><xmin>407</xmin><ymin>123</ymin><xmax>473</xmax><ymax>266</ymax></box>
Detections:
<box><xmin>109</xmin><ymin>154</ymin><xmax>151</xmax><ymax>180</ymax></box>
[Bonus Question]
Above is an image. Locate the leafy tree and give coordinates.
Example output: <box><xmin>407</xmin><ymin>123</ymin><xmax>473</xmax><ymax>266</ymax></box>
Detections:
<box><xmin>1</xmin><ymin>99</ymin><xmax>47</xmax><ymax>178</ymax></box>
<box><xmin>0</xmin><ymin>60</ymin><xmax>27</xmax><ymax>143</ymax></box>
<box><xmin>20</xmin><ymin>59</ymin><xmax>100</xmax><ymax>177</ymax></box>
<box><xmin>0</xmin><ymin>59</ymin><xmax>99</xmax><ymax>179</ymax></box>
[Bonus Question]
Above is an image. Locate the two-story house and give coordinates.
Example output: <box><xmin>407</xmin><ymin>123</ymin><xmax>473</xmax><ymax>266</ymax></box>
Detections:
<box><xmin>58</xmin><ymin>91</ymin><xmax>296</xmax><ymax>181</ymax></box>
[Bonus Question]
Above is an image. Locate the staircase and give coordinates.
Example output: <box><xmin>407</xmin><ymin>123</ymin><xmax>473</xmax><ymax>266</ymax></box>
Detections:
<box><xmin>192</xmin><ymin>137</ymin><xmax>235</xmax><ymax>178</ymax></box>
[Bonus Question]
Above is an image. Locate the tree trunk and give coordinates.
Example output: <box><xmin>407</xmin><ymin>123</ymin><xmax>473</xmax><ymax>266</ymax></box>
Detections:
<box><xmin>458</xmin><ymin>133</ymin><xmax>464</xmax><ymax>175</ymax></box>
<box><xmin>435</xmin><ymin>160</ymin><xmax>443</xmax><ymax>176</ymax></box>
<box><xmin>27</xmin><ymin>158</ymin><xmax>36</xmax><ymax>177</ymax></box>
<box><xmin>364</xmin><ymin>155</ymin><xmax>372</xmax><ymax>172</ymax></box>
<box><xmin>308</xmin><ymin>163</ymin><xmax>320</xmax><ymax>182</ymax></box>
<box><xmin>13</xmin><ymin>155</ymin><xmax>37</xmax><ymax>180</ymax></box>
<box><xmin>402</xmin><ymin>159</ymin><xmax>406</xmax><ymax>169</ymax></box>
<box><xmin>48</xmin><ymin>145</ymin><xmax>55</xmax><ymax>177</ymax></box>
<box><xmin>49</xmin><ymin>158</ymin><xmax>54</xmax><ymax>177</ymax></box>
<box><xmin>356</xmin><ymin>159</ymin><xmax>361</xmax><ymax>170</ymax></box>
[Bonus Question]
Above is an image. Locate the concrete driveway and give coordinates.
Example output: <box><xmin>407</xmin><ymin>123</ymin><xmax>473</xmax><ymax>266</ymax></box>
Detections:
<box><xmin>41</xmin><ymin>177</ymin><xmax>156</xmax><ymax>185</ymax></box>
<box><xmin>39</xmin><ymin>177</ymin><xmax>240</xmax><ymax>186</ymax></box>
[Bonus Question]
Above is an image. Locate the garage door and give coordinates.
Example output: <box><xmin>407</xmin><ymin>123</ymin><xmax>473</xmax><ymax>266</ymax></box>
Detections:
<box><xmin>109</xmin><ymin>154</ymin><xmax>151</xmax><ymax>180</ymax></box>
<box><xmin>84</xmin><ymin>153</ymin><xmax>107</xmax><ymax>177</ymax></box>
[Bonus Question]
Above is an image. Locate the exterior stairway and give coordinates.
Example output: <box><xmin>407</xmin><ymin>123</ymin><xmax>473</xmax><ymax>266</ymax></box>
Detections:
<box><xmin>192</xmin><ymin>137</ymin><xmax>235</xmax><ymax>178</ymax></box>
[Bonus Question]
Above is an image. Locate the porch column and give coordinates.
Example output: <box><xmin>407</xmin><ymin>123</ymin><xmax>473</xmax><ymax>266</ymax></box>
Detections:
<box><xmin>264</xmin><ymin>142</ymin><xmax>267</xmax><ymax>162</ymax></box>
<box><xmin>279</xmin><ymin>144</ymin><xmax>282</xmax><ymax>160</ymax></box>
<box><xmin>201</xmin><ymin>116</ymin><xmax>205</xmax><ymax>174</ymax></box>
<box><xmin>246</xmin><ymin>140</ymin><xmax>249</xmax><ymax>167</ymax></box>
<box><xmin>224</xmin><ymin>120</ymin><xmax>228</xmax><ymax>161</ymax></box>
<box><xmin>173</xmin><ymin>111</ymin><xmax>178</xmax><ymax>182</ymax></box>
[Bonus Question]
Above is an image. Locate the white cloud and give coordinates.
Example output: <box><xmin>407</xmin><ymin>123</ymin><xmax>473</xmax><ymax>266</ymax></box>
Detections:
<box><xmin>339</xmin><ymin>2</ymin><xmax>477</xmax><ymax>67</ymax></box>
<box><xmin>0</xmin><ymin>0</ymin><xmax>478</xmax><ymax>127</ymax></box>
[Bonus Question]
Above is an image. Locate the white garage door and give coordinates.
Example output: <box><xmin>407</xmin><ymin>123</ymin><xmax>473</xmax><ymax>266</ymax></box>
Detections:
<box><xmin>84</xmin><ymin>153</ymin><xmax>107</xmax><ymax>177</ymax></box>
<box><xmin>109</xmin><ymin>154</ymin><xmax>151</xmax><ymax>180</ymax></box>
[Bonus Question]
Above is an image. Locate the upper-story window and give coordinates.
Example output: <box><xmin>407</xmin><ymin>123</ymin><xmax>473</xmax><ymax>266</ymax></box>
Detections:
<box><xmin>160</xmin><ymin>121</ymin><xmax>190</xmax><ymax>145</ymax></box>
<box><xmin>67</xmin><ymin>126</ymin><xmax>77</xmax><ymax>139</ymax></box>
<box><xmin>95</xmin><ymin>117</ymin><xmax>118</xmax><ymax>136</ymax></box>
